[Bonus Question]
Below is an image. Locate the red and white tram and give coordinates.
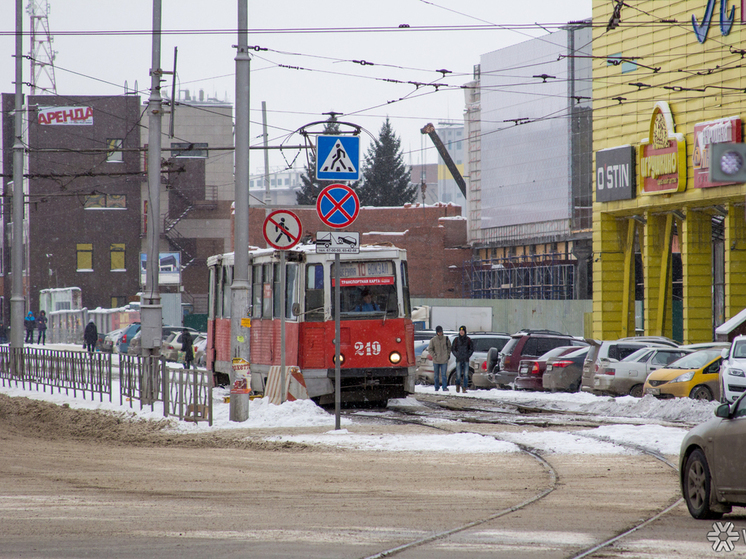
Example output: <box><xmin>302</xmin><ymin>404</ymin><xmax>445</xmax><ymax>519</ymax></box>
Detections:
<box><xmin>206</xmin><ymin>244</ymin><xmax>416</xmax><ymax>406</ymax></box>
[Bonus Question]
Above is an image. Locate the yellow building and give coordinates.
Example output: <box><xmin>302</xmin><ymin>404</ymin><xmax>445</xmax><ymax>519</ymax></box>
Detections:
<box><xmin>592</xmin><ymin>0</ymin><xmax>746</xmax><ymax>342</ymax></box>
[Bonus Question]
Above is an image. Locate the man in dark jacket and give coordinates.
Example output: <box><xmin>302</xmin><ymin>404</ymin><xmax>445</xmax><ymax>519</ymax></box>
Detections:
<box><xmin>451</xmin><ymin>325</ymin><xmax>474</xmax><ymax>393</ymax></box>
<box><xmin>181</xmin><ymin>329</ymin><xmax>194</xmax><ymax>369</ymax></box>
<box><xmin>36</xmin><ymin>310</ymin><xmax>48</xmax><ymax>345</ymax></box>
<box><xmin>84</xmin><ymin>321</ymin><xmax>97</xmax><ymax>353</ymax></box>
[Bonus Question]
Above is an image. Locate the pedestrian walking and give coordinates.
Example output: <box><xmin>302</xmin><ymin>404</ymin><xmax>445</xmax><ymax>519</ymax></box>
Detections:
<box><xmin>83</xmin><ymin>320</ymin><xmax>97</xmax><ymax>353</ymax></box>
<box><xmin>36</xmin><ymin>310</ymin><xmax>48</xmax><ymax>345</ymax></box>
<box><xmin>24</xmin><ymin>312</ymin><xmax>35</xmax><ymax>344</ymax></box>
<box><xmin>181</xmin><ymin>329</ymin><xmax>194</xmax><ymax>369</ymax></box>
<box><xmin>427</xmin><ymin>325</ymin><xmax>451</xmax><ymax>391</ymax></box>
<box><xmin>451</xmin><ymin>325</ymin><xmax>474</xmax><ymax>393</ymax></box>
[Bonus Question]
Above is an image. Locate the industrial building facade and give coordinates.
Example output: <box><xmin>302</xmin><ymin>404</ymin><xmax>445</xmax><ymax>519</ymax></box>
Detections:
<box><xmin>465</xmin><ymin>23</ymin><xmax>594</xmax><ymax>301</ymax></box>
<box><xmin>591</xmin><ymin>0</ymin><xmax>746</xmax><ymax>342</ymax></box>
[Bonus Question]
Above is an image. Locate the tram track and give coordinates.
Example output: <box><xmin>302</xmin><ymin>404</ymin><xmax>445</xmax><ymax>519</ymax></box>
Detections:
<box><xmin>346</xmin><ymin>394</ymin><xmax>684</xmax><ymax>559</ymax></box>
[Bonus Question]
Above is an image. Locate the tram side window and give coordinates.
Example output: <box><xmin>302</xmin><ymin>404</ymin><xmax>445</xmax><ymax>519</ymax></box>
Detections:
<box><xmin>252</xmin><ymin>264</ymin><xmax>262</xmax><ymax>318</ymax></box>
<box><xmin>222</xmin><ymin>265</ymin><xmax>232</xmax><ymax>318</ymax></box>
<box><xmin>400</xmin><ymin>261</ymin><xmax>411</xmax><ymax>318</ymax></box>
<box><xmin>305</xmin><ymin>263</ymin><xmax>324</xmax><ymax>322</ymax></box>
<box><xmin>262</xmin><ymin>264</ymin><xmax>272</xmax><ymax>319</ymax></box>
<box><xmin>208</xmin><ymin>267</ymin><xmax>216</xmax><ymax>320</ymax></box>
<box><xmin>273</xmin><ymin>263</ymin><xmax>281</xmax><ymax>318</ymax></box>
<box><xmin>286</xmin><ymin>263</ymin><xmax>299</xmax><ymax>319</ymax></box>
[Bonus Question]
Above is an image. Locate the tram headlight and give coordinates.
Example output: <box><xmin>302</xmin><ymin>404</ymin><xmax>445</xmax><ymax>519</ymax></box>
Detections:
<box><xmin>333</xmin><ymin>353</ymin><xmax>345</xmax><ymax>365</ymax></box>
<box><xmin>389</xmin><ymin>351</ymin><xmax>402</xmax><ymax>364</ymax></box>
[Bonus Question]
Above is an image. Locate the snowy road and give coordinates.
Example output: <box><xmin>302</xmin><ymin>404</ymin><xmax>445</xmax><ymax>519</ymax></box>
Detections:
<box><xmin>0</xmin><ymin>373</ymin><xmax>744</xmax><ymax>557</ymax></box>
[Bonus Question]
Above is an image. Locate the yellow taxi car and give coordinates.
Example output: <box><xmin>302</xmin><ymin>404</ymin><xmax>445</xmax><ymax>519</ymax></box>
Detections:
<box><xmin>643</xmin><ymin>349</ymin><xmax>722</xmax><ymax>401</ymax></box>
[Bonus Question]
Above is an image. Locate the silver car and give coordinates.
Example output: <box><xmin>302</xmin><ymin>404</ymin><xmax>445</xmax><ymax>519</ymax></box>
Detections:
<box><xmin>592</xmin><ymin>347</ymin><xmax>692</xmax><ymax>397</ymax></box>
<box><xmin>720</xmin><ymin>336</ymin><xmax>746</xmax><ymax>403</ymax></box>
<box><xmin>680</xmin><ymin>393</ymin><xmax>746</xmax><ymax>518</ymax></box>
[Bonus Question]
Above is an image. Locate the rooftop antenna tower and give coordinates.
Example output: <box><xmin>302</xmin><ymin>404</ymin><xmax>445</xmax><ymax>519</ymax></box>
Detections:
<box><xmin>27</xmin><ymin>0</ymin><xmax>57</xmax><ymax>95</ymax></box>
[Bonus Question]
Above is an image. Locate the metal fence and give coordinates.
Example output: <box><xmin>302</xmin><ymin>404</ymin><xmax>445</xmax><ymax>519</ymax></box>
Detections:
<box><xmin>0</xmin><ymin>347</ymin><xmax>112</xmax><ymax>401</ymax></box>
<box><xmin>1</xmin><ymin>348</ymin><xmax>212</xmax><ymax>425</ymax></box>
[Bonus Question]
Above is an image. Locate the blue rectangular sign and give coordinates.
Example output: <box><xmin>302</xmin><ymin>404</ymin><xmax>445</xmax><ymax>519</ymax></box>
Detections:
<box><xmin>316</xmin><ymin>135</ymin><xmax>360</xmax><ymax>181</ymax></box>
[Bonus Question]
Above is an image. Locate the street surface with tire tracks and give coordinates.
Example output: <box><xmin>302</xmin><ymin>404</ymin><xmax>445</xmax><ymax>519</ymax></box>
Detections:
<box><xmin>0</xmin><ymin>390</ymin><xmax>743</xmax><ymax>558</ymax></box>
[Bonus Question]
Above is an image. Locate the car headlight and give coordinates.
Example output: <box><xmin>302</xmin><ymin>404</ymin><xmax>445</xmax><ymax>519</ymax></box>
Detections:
<box><xmin>728</xmin><ymin>368</ymin><xmax>745</xmax><ymax>377</ymax></box>
<box><xmin>389</xmin><ymin>351</ymin><xmax>401</xmax><ymax>364</ymax></box>
<box><xmin>670</xmin><ymin>371</ymin><xmax>695</xmax><ymax>383</ymax></box>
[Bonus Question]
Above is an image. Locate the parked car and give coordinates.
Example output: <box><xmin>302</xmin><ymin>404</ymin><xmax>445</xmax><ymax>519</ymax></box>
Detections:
<box><xmin>680</xmin><ymin>393</ymin><xmax>746</xmax><ymax>519</ymax></box>
<box><xmin>719</xmin><ymin>336</ymin><xmax>746</xmax><ymax>403</ymax></box>
<box><xmin>416</xmin><ymin>332</ymin><xmax>507</xmax><ymax>388</ymax></box>
<box><xmin>100</xmin><ymin>327</ymin><xmax>125</xmax><ymax>353</ymax></box>
<box><xmin>591</xmin><ymin>346</ymin><xmax>693</xmax><ymax>397</ymax></box>
<box><xmin>193</xmin><ymin>333</ymin><xmax>208</xmax><ymax>367</ymax></box>
<box><xmin>581</xmin><ymin>339</ymin><xmax>675</xmax><ymax>393</ymax></box>
<box><xmin>542</xmin><ymin>346</ymin><xmax>590</xmax><ymax>392</ymax></box>
<box><xmin>514</xmin><ymin>346</ymin><xmax>584</xmax><ymax>391</ymax></box>
<box><xmin>492</xmin><ymin>330</ymin><xmax>587</xmax><ymax>389</ymax></box>
<box><xmin>127</xmin><ymin>325</ymin><xmax>193</xmax><ymax>356</ymax></box>
<box><xmin>643</xmin><ymin>349</ymin><xmax>723</xmax><ymax>401</ymax></box>
<box><xmin>116</xmin><ymin>322</ymin><xmax>141</xmax><ymax>354</ymax></box>
<box><xmin>160</xmin><ymin>328</ymin><xmax>201</xmax><ymax>362</ymax></box>
<box><xmin>465</xmin><ymin>333</ymin><xmax>511</xmax><ymax>389</ymax></box>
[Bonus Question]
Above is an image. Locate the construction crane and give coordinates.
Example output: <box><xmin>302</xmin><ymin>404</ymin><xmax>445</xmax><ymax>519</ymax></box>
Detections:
<box><xmin>420</xmin><ymin>123</ymin><xmax>467</xmax><ymax>198</ymax></box>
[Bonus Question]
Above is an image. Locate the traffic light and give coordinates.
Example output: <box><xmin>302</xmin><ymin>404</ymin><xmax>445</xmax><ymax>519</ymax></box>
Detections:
<box><xmin>710</xmin><ymin>142</ymin><xmax>746</xmax><ymax>183</ymax></box>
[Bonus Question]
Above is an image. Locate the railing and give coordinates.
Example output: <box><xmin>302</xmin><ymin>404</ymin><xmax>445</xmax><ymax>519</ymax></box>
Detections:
<box><xmin>0</xmin><ymin>347</ymin><xmax>112</xmax><ymax>402</ymax></box>
<box><xmin>1</xmin><ymin>348</ymin><xmax>213</xmax><ymax>425</ymax></box>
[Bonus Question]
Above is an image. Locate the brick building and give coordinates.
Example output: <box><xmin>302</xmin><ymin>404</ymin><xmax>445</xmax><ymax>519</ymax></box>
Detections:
<box><xmin>238</xmin><ymin>204</ymin><xmax>469</xmax><ymax>298</ymax></box>
<box><xmin>2</xmin><ymin>94</ymin><xmax>143</xmax><ymax>314</ymax></box>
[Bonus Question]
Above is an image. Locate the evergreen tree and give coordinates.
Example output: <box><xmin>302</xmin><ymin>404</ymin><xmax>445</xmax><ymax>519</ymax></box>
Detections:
<box><xmin>296</xmin><ymin>115</ymin><xmax>343</xmax><ymax>205</ymax></box>
<box><xmin>357</xmin><ymin>118</ymin><xmax>416</xmax><ymax>207</ymax></box>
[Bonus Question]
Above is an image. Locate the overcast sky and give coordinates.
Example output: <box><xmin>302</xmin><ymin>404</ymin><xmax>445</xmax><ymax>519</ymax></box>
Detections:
<box><xmin>1</xmin><ymin>0</ymin><xmax>591</xmax><ymax>172</ymax></box>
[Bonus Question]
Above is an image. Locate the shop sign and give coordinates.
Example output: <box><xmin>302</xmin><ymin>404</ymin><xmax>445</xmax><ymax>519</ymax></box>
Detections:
<box><xmin>596</xmin><ymin>145</ymin><xmax>636</xmax><ymax>202</ymax></box>
<box><xmin>38</xmin><ymin>106</ymin><xmax>93</xmax><ymax>125</ymax></box>
<box><xmin>638</xmin><ymin>102</ymin><xmax>687</xmax><ymax>195</ymax></box>
<box><xmin>693</xmin><ymin>116</ymin><xmax>743</xmax><ymax>188</ymax></box>
<box><xmin>691</xmin><ymin>0</ymin><xmax>739</xmax><ymax>43</ymax></box>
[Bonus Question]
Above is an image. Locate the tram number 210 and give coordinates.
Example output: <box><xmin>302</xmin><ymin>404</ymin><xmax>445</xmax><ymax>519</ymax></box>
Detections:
<box><xmin>355</xmin><ymin>341</ymin><xmax>381</xmax><ymax>356</ymax></box>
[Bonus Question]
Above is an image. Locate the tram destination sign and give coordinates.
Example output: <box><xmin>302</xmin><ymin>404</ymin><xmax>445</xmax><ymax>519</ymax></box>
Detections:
<box><xmin>316</xmin><ymin>231</ymin><xmax>360</xmax><ymax>254</ymax></box>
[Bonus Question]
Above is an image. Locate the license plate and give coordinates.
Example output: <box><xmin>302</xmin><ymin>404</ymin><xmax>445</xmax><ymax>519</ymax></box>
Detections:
<box><xmin>646</xmin><ymin>387</ymin><xmax>660</xmax><ymax>396</ymax></box>
<box><xmin>546</xmin><ymin>365</ymin><xmax>553</xmax><ymax>372</ymax></box>
<box><xmin>520</xmin><ymin>366</ymin><xmax>528</xmax><ymax>374</ymax></box>
<box><xmin>594</xmin><ymin>377</ymin><xmax>600</xmax><ymax>386</ymax></box>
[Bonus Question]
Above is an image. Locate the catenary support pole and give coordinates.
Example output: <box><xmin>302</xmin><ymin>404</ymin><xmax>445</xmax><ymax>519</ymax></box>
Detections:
<box><xmin>140</xmin><ymin>0</ymin><xmax>164</xmax><ymax>404</ymax></box>
<box><xmin>11</xmin><ymin>0</ymin><xmax>25</xmax><ymax>353</ymax></box>
<box><xmin>230</xmin><ymin>0</ymin><xmax>251</xmax><ymax>422</ymax></box>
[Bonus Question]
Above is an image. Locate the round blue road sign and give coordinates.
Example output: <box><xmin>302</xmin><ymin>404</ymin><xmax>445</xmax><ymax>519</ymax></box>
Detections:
<box><xmin>316</xmin><ymin>184</ymin><xmax>360</xmax><ymax>229</ymax></box>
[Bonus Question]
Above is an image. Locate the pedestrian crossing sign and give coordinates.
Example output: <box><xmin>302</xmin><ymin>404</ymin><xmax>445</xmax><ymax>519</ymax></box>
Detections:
<box><xmin>316</xmin><ymin>135</ymin><xmax>360</xmax><ymax>181</ymax></box>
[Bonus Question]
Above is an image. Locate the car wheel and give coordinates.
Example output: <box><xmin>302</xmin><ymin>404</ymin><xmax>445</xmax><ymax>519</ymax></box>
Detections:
<box><xmin>690</xmin><ymin>385</ymin><xmax>713</xmax><ymax>401</ymax></box>
<box><xmin>629</xmin><ymin>384</ymin><xmax>644</xmax><ymax>398</ymax></box>
<box><xmin>683</xmin><ymin>449</ymin><xmax>723</xmax><ymax>519</ymax></box>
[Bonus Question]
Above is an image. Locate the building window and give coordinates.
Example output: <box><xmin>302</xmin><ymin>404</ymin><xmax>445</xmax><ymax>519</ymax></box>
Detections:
<box><xmin>77</xmin><ymin>243</ymin><xmax>93</xmax><ymax>271</ymax></box>
<box><xmin>106</xmin><ymin>138</ymin><xmax>123</xmax><ymax>162</ymax></box>
<box><xmin>110</xmin><ymin>243</ymin><xmax>125</xmax><ymax>271</ymax></box>
<box><xmin>111</xmin><ymin>296</ymin><xmax>127</xmax><ymax>308</ymax></box>
<box><xmin>171</xmin><ymin>142</ymin><xmax>208</xmax><ymax>158</ymax></box>
<box><xmin>84</xmin><ymin>194</ymin><xmax>126</xmax><ymax>209</ymax></box>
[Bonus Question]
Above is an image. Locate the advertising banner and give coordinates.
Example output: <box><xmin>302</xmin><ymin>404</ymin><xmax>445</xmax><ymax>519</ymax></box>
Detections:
<box><xmin>693</xmin><ymin>116</ymin><xmax>743</xmax><ymax>188</ymax></box>
<box><xmin>38</xmin><ymin>106</ymin><xmax>93</xmax><ymax>126</ymax></box>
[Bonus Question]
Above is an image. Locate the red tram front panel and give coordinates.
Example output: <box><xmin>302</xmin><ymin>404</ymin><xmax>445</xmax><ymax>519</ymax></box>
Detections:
<box><xmin>298</xmin><ymin>318</ymin><xmax>414</xmax><ymax>371</ymax></box>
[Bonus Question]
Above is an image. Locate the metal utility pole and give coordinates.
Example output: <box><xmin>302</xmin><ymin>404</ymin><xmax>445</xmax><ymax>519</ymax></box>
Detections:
<box><xmin>141</xmin><ymin>0</ymin><xmax>164</xmax><ymax>374</ymax></box>
<box><xmin>262</xmin><ymin>101</ymin><xmax>271</xmax><ymax>208</ymax></box>
<box><xmin>11</xmin><ymin>0</ymin><xmax>25</xmax><ymax>350</ymax></box>
<box><xmin>230</xmin><ymin>0</ymin><xmax>251</xmax><ymax>422</ymax></box>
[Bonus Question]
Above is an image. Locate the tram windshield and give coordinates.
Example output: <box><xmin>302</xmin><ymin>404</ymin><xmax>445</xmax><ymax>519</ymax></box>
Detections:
<box><xmin>331</xmin><ymin>260</ymin><xmax>399</xmax><ymax>319</ymax></box>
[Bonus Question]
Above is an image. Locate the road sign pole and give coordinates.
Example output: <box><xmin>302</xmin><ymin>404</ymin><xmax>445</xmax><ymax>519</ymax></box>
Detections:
<box><xmin>335</xmin><ymin>253</ymin><xmax>341</xmax><ymax>430</ymax></box>
<box><xmin>280</xmin><ymin>249</ymin><xmax>286</xmax><ymax>403</ymax></box>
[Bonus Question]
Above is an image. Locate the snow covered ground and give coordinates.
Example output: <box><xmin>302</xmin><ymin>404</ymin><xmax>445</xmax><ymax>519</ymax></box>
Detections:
<box><xmin>0</xmin><ymin>343</ymin><xmax>721</xmax><ymax>458</ymax></box>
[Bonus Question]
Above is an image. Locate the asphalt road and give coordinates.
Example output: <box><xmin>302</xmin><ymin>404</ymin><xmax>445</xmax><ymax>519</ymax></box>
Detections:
<box><xmin>0</xmin><ymin>393</ymin><xmax>743</xmax><ymax>558</ymax></box>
